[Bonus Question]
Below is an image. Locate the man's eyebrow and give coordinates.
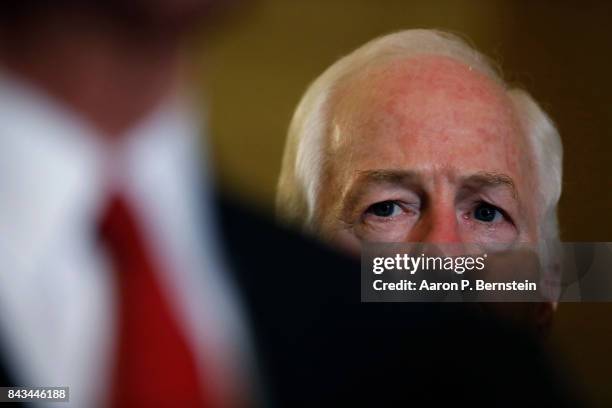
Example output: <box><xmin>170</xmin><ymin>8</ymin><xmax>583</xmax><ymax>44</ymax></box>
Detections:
<box><xmin>353</xmin><ymin>169</ymin><xmax>422</xmax><ymax>184</ymax></box>
<box><xmin>461</xmin><ymin>171</ymin><xmax>518</xmax><ymax>198</ymax></box>
<box><xmin>340</xmin><ymin>169</ymin><xmax>421</xmax><ymax>217</ymax></box>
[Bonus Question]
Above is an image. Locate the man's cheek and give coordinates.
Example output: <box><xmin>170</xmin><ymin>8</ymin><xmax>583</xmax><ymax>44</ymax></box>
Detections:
<box><xmin>460</xmin><ymin>224</ymin><xmax>519</xmax><ymax>249</ymax></box>
<box><xmin>353</xmin><ymin>223</ymin><xmax>412</xmax><ymax>244</ymax></box>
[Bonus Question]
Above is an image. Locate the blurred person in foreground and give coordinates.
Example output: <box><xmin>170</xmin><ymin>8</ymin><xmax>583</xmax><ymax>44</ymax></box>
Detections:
<box><xmin>0</xmin><ymin>4</ymin><xmax>578</xmax><ymax>408</ymax></box>
<box><xmin>277</xmin><ymin>29</ymin><xmax>563</xmax><ymax>330</ymax></box>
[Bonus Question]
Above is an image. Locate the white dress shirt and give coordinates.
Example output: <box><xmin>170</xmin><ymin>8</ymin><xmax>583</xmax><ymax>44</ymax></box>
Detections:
<box><xmin>0</xmin><ymin>72</ymin><xmax>255</xmax><ymax>407</ymax></box>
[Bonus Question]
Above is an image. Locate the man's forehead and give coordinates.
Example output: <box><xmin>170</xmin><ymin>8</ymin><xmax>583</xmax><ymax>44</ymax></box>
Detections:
<box><xmin>329</xmin><ymin>54</ymin><xmax>526</xmax><ymax>164</ymax></box>
<box><xmin>332</xmin><ymin>54</ymin><xmax>516</xmax><ymax>133</ymax></box>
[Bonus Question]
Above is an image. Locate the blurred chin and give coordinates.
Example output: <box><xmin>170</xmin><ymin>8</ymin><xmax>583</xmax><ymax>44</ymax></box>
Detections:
<box><xmin>136</xmin><ymin>0</ymin><xmax>217</xmax><ymax>18</ymax></box>
<box><xmin>104</xmin><ymin>0</ymin><xmax>236</xmax><ymax>31</ymax></box>
<box><xmin>141</xmin><ymin>0</ymin><xmax>232</xmax><ymax>21</ymax></box>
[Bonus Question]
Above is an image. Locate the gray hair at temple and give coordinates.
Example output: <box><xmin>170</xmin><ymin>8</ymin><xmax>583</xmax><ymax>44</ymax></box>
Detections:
<box><xmin>276</xmin><ymin>29</ymin><xmax>563</xmax><ymax>286</ymax></box>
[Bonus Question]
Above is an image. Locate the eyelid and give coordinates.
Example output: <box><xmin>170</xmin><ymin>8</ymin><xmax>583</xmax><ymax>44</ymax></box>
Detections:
<box><xmin>363</xmin><ymin>200</ymin><xmax>419</xmax><ymax>220</ymax></box>
<box><xmin>373</xmin><ymin>200</ymin><xmax>419</xmax><ymax>211</ymax></box>
<box><xmin>355</xmin><ymin>185</ymin><xmax>421</xmax><ymax>206</ymax></box>
<box><xmin>472</xmin><ymin>200</ymin><xmax>515</xmax><ymax>226</ymax></box>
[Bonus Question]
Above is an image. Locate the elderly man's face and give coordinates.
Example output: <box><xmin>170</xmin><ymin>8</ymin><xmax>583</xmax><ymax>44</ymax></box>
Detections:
<box><xmin>316</xmin><ymin>55</ymin><xmax>540</xmax><ymax>252</ymax></box>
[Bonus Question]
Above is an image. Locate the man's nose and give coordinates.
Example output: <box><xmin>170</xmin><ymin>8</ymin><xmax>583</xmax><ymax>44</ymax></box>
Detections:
<box><xmin>407</xmin><ymin>206</ymin><xmax>462</xmax><ymax>244</ymax></box>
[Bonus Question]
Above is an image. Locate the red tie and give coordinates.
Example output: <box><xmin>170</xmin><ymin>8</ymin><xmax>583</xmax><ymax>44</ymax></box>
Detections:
<box><xmin>98</xmin><ymin>194</ymin><xmax>214</xmax><ymax>407</ymax></box>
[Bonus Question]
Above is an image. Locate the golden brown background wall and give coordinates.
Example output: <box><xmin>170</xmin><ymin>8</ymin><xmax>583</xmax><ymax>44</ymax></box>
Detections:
<box><xmin>194</xmin><ymin>0</ymin><xmax>612</xmax><ymax>405</ymax></box>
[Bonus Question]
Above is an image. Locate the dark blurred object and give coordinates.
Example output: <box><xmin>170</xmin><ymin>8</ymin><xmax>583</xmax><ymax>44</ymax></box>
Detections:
<box><xmin>0</xmin><ymin>190</ymin><xmax>587</xmax><ymax>406</ymax></box>
<box><xmin>217</xmin><ymin>193</ymin><xmax>583</xmax><ymax>407</ymax></box>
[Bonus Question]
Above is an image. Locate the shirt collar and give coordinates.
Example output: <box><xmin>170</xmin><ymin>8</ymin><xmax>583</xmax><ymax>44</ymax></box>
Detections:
<box><xmin>0</xmin><ymin>70</ymin><xmax>205</xmax><ymax>266</ymax></box>
<box><xmin>0</xmin><ymin>71</ymin><xmax>108</xmax><ymax>265</ymax></box>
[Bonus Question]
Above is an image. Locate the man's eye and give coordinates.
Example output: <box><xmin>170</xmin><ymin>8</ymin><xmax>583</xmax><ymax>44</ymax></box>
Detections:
<box><xmin>366</xmin><ymin>201</ymin><xmax>402</xmax><ymax>218</ymax></box>
<box><xmin>473</xmin><ymin>202</ymin><xmax>503</xmax><ymax>223</ymax></box>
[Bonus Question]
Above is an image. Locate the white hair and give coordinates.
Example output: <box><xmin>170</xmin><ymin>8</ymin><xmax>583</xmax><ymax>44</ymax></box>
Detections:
<box><xmin>276</xmin><ymin>29</ymin><xmax>563</xmax><ymax>255</ymax></box>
